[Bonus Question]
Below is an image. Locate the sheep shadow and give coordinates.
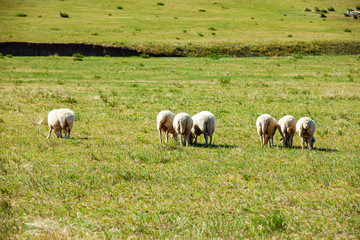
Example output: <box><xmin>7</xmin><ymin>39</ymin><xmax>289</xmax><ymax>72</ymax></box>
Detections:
<box><xmin>278</xmin><ymin>145</ymin><xmax>338</xmax><ymax>152</ymax></box>
<box><xmin>191</xmin><ymin>143</ymin><xmax>237</xmax><ymax>149</ymax></box>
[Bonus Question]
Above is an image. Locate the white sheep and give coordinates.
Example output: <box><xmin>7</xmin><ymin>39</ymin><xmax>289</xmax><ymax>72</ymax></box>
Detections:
<box><xmin>256</xmin><ymin>114</ymin><xmax>278</xmax><ymax>147</ymax></box>
<box><xmin>173</xmin><ymin>112</ymin><xmax>193</xmax><ymax>147</ymax></box>
<box><xmin>47</xmin><ymin>109</ymin><xmax>75</xmax><ymax>139</ymax></box>
<box><xmin>296</xmin><ymin>117</ymin><xmax>316</xmax><ymax>150</ymax></box>
<box><xmin>190</xmin><ymin>111</ymin><xmax>215</xmax><ymax>147</ymax></box>
<box><xmin>278</xmin><ymin>115</ymin><xmax>296</xmax><ymax>148</ymax></box>
<box><xmin>156</xmin><ymin>110</ymin><xmax>178</xmax><ymax>144</ymax></box>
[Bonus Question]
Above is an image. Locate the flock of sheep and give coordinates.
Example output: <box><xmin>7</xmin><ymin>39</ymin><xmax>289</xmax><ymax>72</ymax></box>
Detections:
<box><xmin>46</xmin><ymin>108</ymin><xmax>316</xmax><ymax>150</ymax></box>
<box><xmin>256</xmin><ymin>114</ymin><xmax>316</xmax><ymax>150</ymax></box>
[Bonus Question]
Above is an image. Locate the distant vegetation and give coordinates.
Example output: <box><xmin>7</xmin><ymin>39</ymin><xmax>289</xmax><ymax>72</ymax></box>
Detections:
<box><xmin>1</xmin><ymin>0</ymin><xmax>359</xmax><ymax>55</ymax></box>
<box><xmin>59</xmin><ymin>12</ymin><xmax>69</xmax><ymax>18</ymax></box>
<box><xmin>15</xmin><ymin>13</ymin><xmax>27</xmax><ymax>17</ymax></box>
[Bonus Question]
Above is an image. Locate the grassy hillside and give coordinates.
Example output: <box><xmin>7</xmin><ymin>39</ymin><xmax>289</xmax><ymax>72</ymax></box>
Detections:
<box><xmin>0</xmin><ymin>55</ymin><xmax>359</xmax><ymax>238</ymax></box>
<box><xmin>1</xmin><ymin>0</ymin><xmax>359</xmax><ymax>47</ymax></box>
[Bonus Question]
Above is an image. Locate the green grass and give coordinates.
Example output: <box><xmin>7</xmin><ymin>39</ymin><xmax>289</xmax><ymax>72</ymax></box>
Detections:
<box><xmin>0</xmin><ymin>55</ymin><xmax>360</xmax><ymax>238</ymax></box>
<box><xmin>0</xmin><ymin>0</ymin><xmax>359</xmax><ymax>46</ymax></box>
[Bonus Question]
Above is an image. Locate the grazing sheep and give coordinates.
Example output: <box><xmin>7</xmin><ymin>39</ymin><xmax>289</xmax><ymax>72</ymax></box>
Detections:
<box><xmin>157</xmin><ymin>110</ymin><xmax>178</xmax><ymax>143</ymax></box>
<box><xmin>256</xmin><ymin>114</ymin><xmax>278</xmax><ymax>147</ymax></box>
<box><xmin>47</xmin><ymin>109</ymin><xmax>75</xmax><ymax>139</ymax></box>
<box><xmin>278</xmin><ymin>115</ymin><xmax>296</xmax><ymax>148</ymax></box>
<box><xmin>296</xmin><ymin>117</ymin><xmax>316</xmax><ymax>150</ymax></box>
<box><xmin>190</xmin><ymin>111</ymin><xmax>215</xmax><ymax>147</ymax></box>
<box><xmin>173</xmin><ymin>112</ymin><xmax>193</xmax><ymax>147</ymax></box>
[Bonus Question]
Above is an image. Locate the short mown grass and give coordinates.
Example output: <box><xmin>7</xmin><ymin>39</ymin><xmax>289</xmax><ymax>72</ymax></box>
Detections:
<box><xmin>0</xmin><ymin>55</ymin><xmax>359</xmax><ymax>239</ymax></box>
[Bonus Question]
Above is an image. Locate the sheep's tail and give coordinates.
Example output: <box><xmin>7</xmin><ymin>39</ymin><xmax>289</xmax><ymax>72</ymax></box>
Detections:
<box><xmin>261</xmin><ymin>120</ymin><xmax>268</xmax><ymax>134</ymax></box>
<box><xmin>157</xmin><ymin>118</ymin><xmax>166</xmax><ymax>130</ymax></box>
<box><xmin>302</xmin><ymin>119</ymin><xmax>311</xmax><ymax>130</ymax></box>
<box><xmin>179</xmin><ymin>119</ymin><xmax>185</xmax><ymax>134</ymax></box>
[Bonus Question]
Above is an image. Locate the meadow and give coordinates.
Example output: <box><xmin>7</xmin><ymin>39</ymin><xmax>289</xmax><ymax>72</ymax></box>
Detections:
<box><xmin>1</xmin><ymin>0</ymin><xmax>360</xmax><ymax>49</ymax></box>
<box><xmin>0</xmin><ymin>55</ymin><xmax>360</xmax><ymax>239</ymax></box>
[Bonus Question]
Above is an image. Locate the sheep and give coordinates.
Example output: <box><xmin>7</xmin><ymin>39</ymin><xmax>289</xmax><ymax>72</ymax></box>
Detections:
<box><xmin>296</xmin><ymin>117</ymin><xmax>316</xmax><ymax>150</ymax></box>
<box><xmin>256</xmin><ymin>114</ymin><xmax>278</xmax><ymax>147</ymax></box>
<box><xmin>156</xmin><ymin>110</ymin><xmax>178</xmax><ymax>144</ymax></box>
<box><xmin>47</xmin><ymin>108</ymin><xmax>75</xmax><ymax>139</ymax></box>
<box><xmin>278</xmin><ymin>115</ymin><xmax>296</xmax><ymax>148</ymax></box>
<box><xmin>173</xmin><ymin>112</ymin><xmax>193</xmax><ymax>147</ymax></box>
<box><xmin>190</xmin><ymin>111</ymin><xmax>215</xmax><ymax>147</ymax></box>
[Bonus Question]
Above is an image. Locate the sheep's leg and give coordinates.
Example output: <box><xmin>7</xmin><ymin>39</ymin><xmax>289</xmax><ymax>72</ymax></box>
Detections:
<box><xmin>64</xmin><ymin>127</ymin><xmax>68</xmax><ymax>139</ymax></box>
<box><xmin>194</xmin><ymin>136</ymin><xmax>197</xmax><ymax>145</ymax></box>
<box><xmin>209</xmin><ymin>135</ymin><xmax>212</xmax><ymax>147</ymax></box>
<box><xmin>261</xmin><ymin>134</ymin><xmax>266</xmax><ymax>147</ymax></box>
<box><xmin>47</xmin><ymin>128</ymin><xmax>52</xmax><ymax>139</ymax></box>
<box><xmin>59</xmin><ymin>130</ymin><xmax>63</xmax><ymax>139</ymax></box>
<box><xmin>179</xmin><ymin>135</ymin><xmax>183</xmax><ymax>146</ymax></box>
<box><xmin>67</xmin><ymin>128</ymin><xmax>71</xmax><ymax>139</ymax></box>
<box><xmin>165</xmin><ymin>130</ymin><xmax>169</xmax><ymax>143</ymax></box>
<box><xmin>307</xmin><ymin>139</ymin><xmax>312</xmax><ymax>150</ymax></box>
<box><xmin>204</xmin><ymin>134</ymin><xmax>208</xmax><ymax>147</ymax></box>
<box><xmin>268</xmin><ymin>136</ymin><xmax>272</xmax><ymax>147</ymax></box>
<box><xmin>158</xmin><ymin>130</ymin><xmax>162</xmax><ymax>143</ymax></box>
<box><xmin>290</xmin><ymin>136</ymin><xmax>293</xmax><ymax>148</ymax></box>
<box><xmin>301</xmin><ymin>137</ymin><xmax>305</xmax><ymax>150</ymax></box>
<box><xmin>283</xmin><ymin>137</ymin><xmax>286</xmax><ymax>147</ymax></box>
<box><xmin>185</xmin><ymin>134</ymin><xmax>190</xmax><ymax>147</ymax></box>
<box><xmin>260</xmin><ymin>136</ymin><xmax>263</xmax><ymax>147</ymax></box>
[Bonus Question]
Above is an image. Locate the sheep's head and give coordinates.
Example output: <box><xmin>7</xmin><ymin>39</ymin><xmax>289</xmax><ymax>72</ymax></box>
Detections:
<box><xmin>55</xmin><ymin>130</ymin><xmax>61</xmax><ymax>138</ymax></box>
<box><xmin>170</xmin><ymin>132</ymin><xmax>178</xmax><ymax>141</ymax></box>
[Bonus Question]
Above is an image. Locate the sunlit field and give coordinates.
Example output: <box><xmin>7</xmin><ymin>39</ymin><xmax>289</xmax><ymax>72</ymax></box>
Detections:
<box><xmin>1</xmin><ymin>0</ymin><xmax>359</xmax><ymax>46</ymax></box>
<box><xmin>0</xmin><ymin>55</ymin><xmax>359</xmax><ymax>238</ymax></box>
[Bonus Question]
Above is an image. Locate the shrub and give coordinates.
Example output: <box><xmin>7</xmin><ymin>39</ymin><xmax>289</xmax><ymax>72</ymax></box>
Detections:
<box><xmin>314</xmin><ymin>7</ymin><xmax>320</xmax><ymax>12</ymax></box>
<box><xmin>117</xmin><ymin>6</ymin><xmax>123</xmax><ymax>9</ymax></box>
<box><xmin>320</xmin><ymin>13</ymin><xmax>327</xmax><ymax>18</ymax></box>
<box><xmin>60</xmin><ymin>97</ymin><xmax>77</xmax><ymax>104</ymax></box>
<box><xmin>344</xmin><ymin>28</ymin><xmax>352</xmax><ymax>32</ymax></box>
<box><xmin>208</xmin><ymin>27</ymin><xmax>216</xmax><ymax>31</ymax></box>
<box><xmin>0</xmin><ymin>53</ymin><xmax>4</xmax><ymax>59</ymax></box>
<box><xmin>328</xmin><ymin>7</ymin><xmax>335</xmax><ymax>11</ymax></box>
<box><xmin>15</xmin><ymin>13</ymin><xmax>27</xmax><ymax>17</ymax></box>
<box><xmin>199</xmin><ymin>9</ymin><xmax>206</xmax><ymax>12</ymax></box>
<box><xmin>60</xmin><ymin>12</ymin><xmax>69</xmax><ymax>18</ymax></box>
<box><xmin>304</xmin><ymin>8</ymin><xmax>311</xmax><ymax>12</ymax></box>
<box><xmin>211</xmin><ymin>32</ymin><xmax>216</xmax><ymax>35</ymax></box>
<box><xmin>321</xmin><ymin>9</ymin><xmax>328</xmax><ymax>13</ymax></box>
<box><xmin>353</xmin><ymin>15</ymin><xmax>358</xmax><ymax>19</ymax></box>
<box><xmin>6</xmin><ymin>54</ymin><xmax>13</xmax><ymax>58</ymax></box>
<box><xmin>73</xmin><ymin>53</ymin><xmax>84</xmax><ymax>61</ymax></box>
<box><xmin>344</xmin><ymin>13</ymin><xmax>350</xmax><ymax>17</ymax></box>
<box><xmin>140</xmin><ymin>53</ymin><xmax>150</xmax><ymax>58</ymax></box>
<box><xmin>156</xmin><ymin>2</ymin><xmax>164</xmax><ymax>6</ymax></box>
<box><xmin>288</xmin><ymin>34</ymin><xmax>293</xmax><ymax>37</ymax></box>
<box><xmin>198</xmin><ymin>33</ymin><xmax>204</xmax><ymax>37</ymax></box>
<box><xmin>218</xmin><ymin>77</ymin><xmax>231</xmax><ymax>84</ymax></box>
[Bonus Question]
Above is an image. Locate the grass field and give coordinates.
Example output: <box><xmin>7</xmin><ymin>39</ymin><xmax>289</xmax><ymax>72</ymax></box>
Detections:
<box><xmin>1</xmin><ymin>0</ymin><xmax>360</xmax><ymax>47</ymax></box>
<box><xmin>0</xmin><ymin>55</ymin><xmax>360</xmax><ymax>238</ymax></box>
